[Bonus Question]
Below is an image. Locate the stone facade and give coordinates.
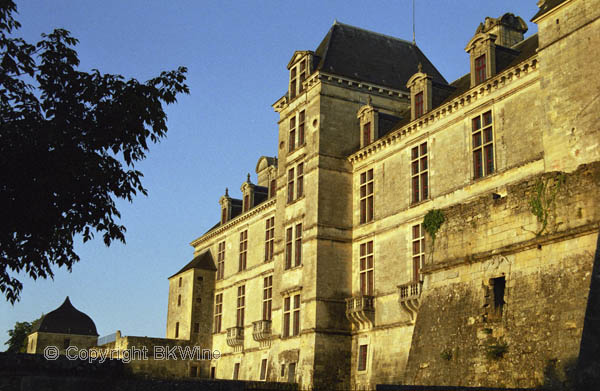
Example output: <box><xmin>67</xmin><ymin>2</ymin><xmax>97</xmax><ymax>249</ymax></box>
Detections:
<box><xmin>168</xmin><ymin>1</ymin><xmax>600</xmax><ymax>389</ymax></box>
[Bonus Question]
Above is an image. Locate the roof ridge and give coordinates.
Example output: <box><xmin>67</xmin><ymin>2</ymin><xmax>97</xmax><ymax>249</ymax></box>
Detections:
<box><xmin>333</xmin><ymin>21</ymin><xmax>415</xmax><ymax>47</ymax></box>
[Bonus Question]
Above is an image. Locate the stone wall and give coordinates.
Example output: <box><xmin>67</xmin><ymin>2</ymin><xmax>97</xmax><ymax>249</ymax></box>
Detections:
<box><xmin>0</xmin><ymin>352</ymin><xmax>297</xmax><ymax>391</ymax></box>
<box><xmin>403</xmin><ymin>162</ymin><xmax>600</xmax><ymax>388</ymax></box>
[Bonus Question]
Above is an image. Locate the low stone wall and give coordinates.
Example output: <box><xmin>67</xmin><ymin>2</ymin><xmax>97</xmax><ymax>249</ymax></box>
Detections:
<box><xmin>0</xmin><ymin>352</ymin><xmax>297</xmax><ymax>391</ymax></box>
<box><xmin>377</xmin><ymin>386</ymin><xmax>542</xmax><ymax>391</ymax></box>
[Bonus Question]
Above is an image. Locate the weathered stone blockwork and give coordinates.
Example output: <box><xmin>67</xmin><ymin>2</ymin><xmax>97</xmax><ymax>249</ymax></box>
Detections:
<box><xmin>404</xmin><ymin>163</ymin><xmax>600</xmax><ymax>388</ymax></box>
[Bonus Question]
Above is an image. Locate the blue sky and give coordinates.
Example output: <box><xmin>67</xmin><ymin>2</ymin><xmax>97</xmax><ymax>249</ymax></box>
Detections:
<box><xmin>2</xmin><ymin>1</ymin><xmax>539</xmax><ymax>344</ymax></box>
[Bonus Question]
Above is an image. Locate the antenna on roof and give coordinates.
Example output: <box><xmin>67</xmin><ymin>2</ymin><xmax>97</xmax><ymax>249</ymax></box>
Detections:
<box><xmin>412</xmin><ymin>0</ymin><xmax>416</xmax><ymax>45</ymax></box>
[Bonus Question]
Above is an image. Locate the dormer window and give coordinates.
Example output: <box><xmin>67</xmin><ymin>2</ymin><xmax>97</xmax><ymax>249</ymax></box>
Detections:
<box><xmin>357</xmin><ymin>100</ymin><xmax>378</xmax><ymax>149</ymax></box>
<box><xmin>475</xmin><ymin>55</ymin><xmax>487</xmax><ymax>84</ymax></box>
<box><xmin>241</xmin><ymin>174</ymin><xmax>255</xmax><ymax>213</ymax></box>
<box><xmin>407</xmin><ymin>67</ymin><xmax>432</xmax><ymax>121</ymax></box>
<box><xmin>414</xmin><ymin>92</ymin><xmax>424</xmax><ymax>118</ymax></box>
<box><xmin>363</xmin><ymin>122</ymin><xmax>372</xmax><ymax>145</ymax></box>
<box><xmin>287</xmin><ymin>52</ymin><xmax>313</xmax><ymax>101</ymax></box>
<box><xmin>243</xmin><ymin>194</ymin><xmax>250</xmax><ymax>212</ymax></box>
<box><xmin>221</xmin><ymin>208</ymin><xmax>227</xmax><ymax>224</ymax></box>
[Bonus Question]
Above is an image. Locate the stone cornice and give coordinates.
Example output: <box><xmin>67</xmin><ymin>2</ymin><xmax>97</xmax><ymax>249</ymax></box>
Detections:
<box><xmin>348</xmin><ymin>54</ymin><xmax>539</xmax><ymax>165</ymax></box>
<box><xmin>190</xmin><ymin>199</ymin><xmax>276</xmax><ymax>247</ymax></box>
<box><xmin>274</xmin><ymin>71</ymin><xmax>410</xmax><ymax>112</ymax></box>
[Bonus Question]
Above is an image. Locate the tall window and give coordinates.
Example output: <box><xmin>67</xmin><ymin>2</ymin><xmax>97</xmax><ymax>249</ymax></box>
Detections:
<box><xmin>360</xmin><ymin>241</ymin><xmax>374</xmax><ymax>296</ymax></box>
<box><xmin>472</xmin><ymin>111</ymin><xmax>494</xmax><ymax>179</ymax></box>
<box><xmin>175</xmin><ymin>322</ymin><xmax>179</xmax><ymax>338</ymax></box>
<box><xmin>411</xmin><ymin>142</ymin><xmax>428</xmax><ymax>204</ymax></box>
<box><xmin>239</xmin><ymin>230</ymin><xmax>248</xmax><ymax>272</ymax></box>
<box><xmin>233</xmin><ymin>363</ymin><xmax>240</xmax><ymax>380</ymax></box>
<box><xmin>287</xmin><ymin>167</ymin><xmax>294</xmax><ymax>203</ymax></box>
<box><xmin>243</xmin><ymin>194</ymin><xmax>250</xmax><ymax>212</ymax></box>
<box><xmin>358</xmin><ymin>345</ymin><xmax>368</xmax><ymax>371</ymax></box>
<box><xmin>237</xmin><ymin>285</ymin><xmax>245</xmax><ymax>327</ymax></box>
<box><xmin>221</xmin><ymin>208</ymin><xmax>227</xmax><ymax>224</ymax></box>
<box><xmin>265</xmin><ymin>217</ymin><xmax>275</xmax><ymax>261</ymax></box>
<box><xmin>363</xmin><ymin>122</ymin><xmax>371</xmax><ymax>145</ymax></box>
<box><xmin>298</xmin><ymin>110</ymin><xmax>305</xmax><ymax>146</ymax></box>
<box><xmin>217</xmin><ymin>241</ymin><xmax>225</xmax><ymax>280</ymax></box>
<box><xmin>298</xmin><ymin>60</ymin><xmax>307</xmax><ymax>93</ymax></box>
<box><xmin>269</xmin><ymin>178</ymin><xmax>276</xmax><ymax>199</ymax></box>
<box><xmin>287</xmin><ymin>163</ymin><xmax>304</xmax><ymax>204</ymax></box>
<box><xmin>475</xmin><ymin>54</ymin><xmax>486</xmax><ymax>84</ymax></box>
<box><xmin>412</xmin><ymin>224</ymin><xmax>425</xmax><ymax>282</ymax></box>
<box><xmin>296</xmin><ymin>163</ymin><xmax>304</xmax><ymax>198</ymax></box>
<box><xmin>285</xmin><ymin>223</ymin><xmax>302</xmax><ymax>269</ymax></box>
<box><xmin>263</xmin><ymin>275</ymin><xmax>273</xmax><ymax>321</ymax></box>
<box><xmin>177</xmin><ymin>294</ymin><xmax>181</xmax><ymax>306</ymax></box>
<box><xmin>289</xmin><ymin>116</ymin><xmax>296</xmax><ymax>152</ymax></box>
<box><xmin>290</xmin><ymin>67</ymin><xmax>297</xmax><ymax>99</ymax></box>
<box><xmin>283</xmin><ymin>294</ymin><xmax>301</xmax><ymax>337</ymax></box>
<box><xmin>359</xmin><ymin>169</ymin><xmax>374</xmax><ymax>224</ymax></box>
<box><xmin>260</xmin><ymin>359</ymin><xmax>268</xmax><ymax>381</ymax></box>
<box><xmin>213</xmin><ymin>293</ymin><xmax>223</xmax><ymax>333</ymax></box>
<box><xmin>415</xmin><ymin>91</ymin><xmax>424</xmax><ymax>118</ymax></box>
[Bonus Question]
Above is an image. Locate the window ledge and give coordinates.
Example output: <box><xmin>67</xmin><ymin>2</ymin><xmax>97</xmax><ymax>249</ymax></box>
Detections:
<box><xmin>283</xmin><ymin>264</ymin><xmax>303</xmax><ymax>272</ymax></box>
<box><xmin>409</xmin><ymin>198</ymin><xmax>432</xmax><ymax>209</ymax></box>
<box><xmin>286</xmin><ymin>195</ymin><xmax>306</xmax><ymax>207</ymax></box>
<box><xmin>280</xmin><ymin>334</ymin><xmax>301</xmax><ymax>341</ymax></box>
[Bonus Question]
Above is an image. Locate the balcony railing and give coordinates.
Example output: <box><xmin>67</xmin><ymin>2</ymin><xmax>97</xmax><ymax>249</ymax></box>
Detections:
<box><xmin>345</xmin><ymin>295</ymin><xmax>375</xmax><ymax>330</ymax></box>
<box><xmin>398</xmin><ymin>282</ymin><xmax>422</xmax><ymax>322</ymax></box>
<box><xmin>226</xmin><ymin>326</ymin><xmax>244</xmax><ymax>347</ymax></box>
<box><xmin>252</xmin><ymin>320</ymin><xmax>272</xmax><ymax>342</ymax></box>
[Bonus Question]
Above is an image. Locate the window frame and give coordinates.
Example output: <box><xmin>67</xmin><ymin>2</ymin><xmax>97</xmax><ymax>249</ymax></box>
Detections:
<box><xmin>358</xmin><ymin>344</ymin><xmax>368</xmax><ymax>372</ymax></box>
<box><xmin>236</xmin><ymin>285</ymin><xmax>245</xmax><ymax>328</ymax></box>
<box><xmin>285</xmin><ymin>223</ymin><xmax>302</xmax><ymax>269</ymax></box>
<box><xmin>415</xmin><ymin>91</ymin><xmax>424</xmax><ymax>118</ymax></box>
<box><xmin>265</xmin><ymin>217</ymin><xmax>275</xmax><ymax>262</ymax></box>
<box><xmin>263</xmin><ymin>275</ymin><xmax>273</xmax><ymax>321</ymax></box>
<box><xmin>359</xmin><ymin>169</ymin><xmax>374</xmax><ymax>224</ymax></box>
<box><xmin>363</xmin><ymin>122</ymin><xmax>371</xmax><ymax>146</ymax></box>
<box><xmin>412</xmin><ymin>224</ymin><xmax>425</xmax><ymax>282</ymax></box>
<box><xmin>287</xmin><ymin>167</ymin><xmax>294</xmax><ymax>203</ymax></box>
<box><xmin>475</xmin><ymin>54</ymin><xmax>487</xmax><ymax>84</ymax></box>
<box><xmin>213</xmin><ymin>293</ymin><xmax>223</xmax><ymax>333</ymax></box>
<box><xmin>217</xmin><ymin>241</ymin><xmax>226</xmax><ymax>280</ymax></box>
<box><xmin>472</xmin><ymin>110</ymin><xmax>494</xmax><ymax>179</ymax></box>
<box><xmin>411</xmin><ymin>142</ymin><xmax>429</xmax><ymax>204</ymax></box>
<box><xmin>239</xmin><ymin>230</ymin><xmax>248</xmax><ymax>272</ymax></box>
<box><xmin>359</xmin><ymin>241</ymin><xmax>374</xmax><ymax>296</ymax></box>
<box><xmin>283</xmin><ymin>293</ymin><xmax>301</xmax><ymax>337</ymax></box>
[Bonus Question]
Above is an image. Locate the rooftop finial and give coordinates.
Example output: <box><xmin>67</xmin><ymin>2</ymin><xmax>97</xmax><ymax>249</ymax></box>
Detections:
<box><xmin>418</xmin><ymin>62</ymin><xmax>423</xmax><ymax>73</ymax></box>
<box><xmin>334</xmin><ymin>18</ymin><xmax>338</xmax><ymax>25</ymax></box>
<box><xmin>247</xmin><ymin>173</ymin><xmax>251</xmax><ymax>182</ymax></box>
<box><xmin>367</xmin><ymin>95</ymin><xmax>372</xmax><ymax>106</ymax></box>
<box><xmin>225</xmin><ymin>188</ymin><xmax>229</xmax><ymax>197</ymax></box>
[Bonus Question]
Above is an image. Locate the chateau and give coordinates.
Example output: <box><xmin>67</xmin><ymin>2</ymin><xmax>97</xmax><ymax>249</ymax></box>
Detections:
<box><xmin>165</xmin><ymin>1</ymin><xmax>600</xmax><ymax>389</ymax></box>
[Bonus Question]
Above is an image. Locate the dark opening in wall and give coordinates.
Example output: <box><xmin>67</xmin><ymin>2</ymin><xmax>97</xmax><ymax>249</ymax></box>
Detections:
<box><xmin>491</xmin><ymin>276</ymin><xmax>506</xmax><ymax>320</ymax></box>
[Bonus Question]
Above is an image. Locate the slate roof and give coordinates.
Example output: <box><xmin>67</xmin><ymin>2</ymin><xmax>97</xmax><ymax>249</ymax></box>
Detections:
<box><xmin>380</xmin><ymin>33</ymin><xmax>539</xmax><ymax>136</ymax></box>
<box><xmin>171</xmin><ymin>250</ymin><xmax>216</xmax><ymax>278</ymax></box>
<box><xmin>532</xmin><ymin>0</ymin><xmax>567</xmax><ymax>20</ymax></box>
<box><xmin>313</xmin><ymin>22</ymin><xmax>447</xmax><ymax>90</ymax></box>
<box><xmin>32</xmin><ymin>297</ymin><xmax>98</xmax><ymax>336</ymax></box>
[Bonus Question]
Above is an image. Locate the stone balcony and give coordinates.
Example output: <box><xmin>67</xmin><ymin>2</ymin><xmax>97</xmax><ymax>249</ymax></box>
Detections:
<box><xmin>226</xmin><ymin>326</ymin><xmax>244</xmax><ymax>348</ymax></box>
<box><xmin>398</xmin><ymin>281</ymin><xmax>422</xmax><ymax>322</ymax></box>
<box><xmin>345</xmin><ymin>295</ymin><xmax>375</xmax><ymax>330</ymax></box>
<box><xmin>252</xmin><ymin>320</ymin><xmax>272</xmax><ymax>341</ymax></box>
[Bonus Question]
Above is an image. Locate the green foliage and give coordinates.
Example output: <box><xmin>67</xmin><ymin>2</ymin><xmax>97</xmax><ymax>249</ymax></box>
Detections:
<box><xmin>486</xmin><ymin>341</ymin><xmax>508</xmax><ymax>360</ymax></box>
<box><xmin>423</xmin><ymin>209</ymin><xmax>445</xmax><ymax>241</ymax></box>
<box><xmin>0</xmin><ymin>1</ymin><xmax>189</xmax><ymax>303</ymax></box>
<box><xmin>440</xmin><ymin>348</ymin><xmax>452</xmax><ymax>361</ymax></box>
<box><xmin>4</xmin><ymin>321</ymin><xmax>32</xmax><ymax>353</ymax></box>
<box><xmin>528</xmin><ymin>174</ymin><xmax>566</xmax><ymax>236</ymax></box>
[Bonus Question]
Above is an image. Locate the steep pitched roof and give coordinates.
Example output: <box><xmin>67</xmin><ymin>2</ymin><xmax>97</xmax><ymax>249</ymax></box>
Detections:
<box><xmin>170</xmin><ymin>250</ymin><xmax>216</xmax><ymax>278</ymax></box>
<box><xmin>532</xmin><ymin>0</ymin><xmax>568</xmax><ymax>20</ymax></box>
<box><xmin>32</xmin><ymin>297</ymin><xmax>98</xmax><ymax>336</ymax></box>
<box><xmin>314</xmin><ymin>22</ymin><xmax>447</xmax><ymax>90</ymax></box>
